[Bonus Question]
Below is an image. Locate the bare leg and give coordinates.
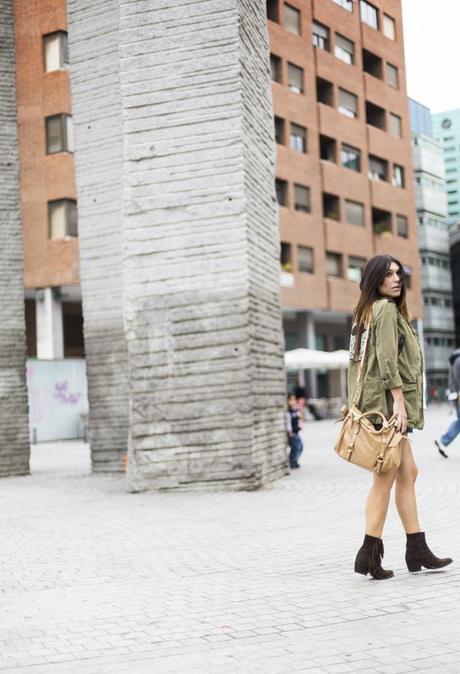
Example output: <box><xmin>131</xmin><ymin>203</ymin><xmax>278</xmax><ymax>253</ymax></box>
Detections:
<box><xmin>365</xmin><ymin>468</ymin><xmax>397</xmax><ymax>538</ymax></box>
<box><xmin>395</xmin><ymin>437</ymin><xmax>420</xmax><ymax>534</ymax></box>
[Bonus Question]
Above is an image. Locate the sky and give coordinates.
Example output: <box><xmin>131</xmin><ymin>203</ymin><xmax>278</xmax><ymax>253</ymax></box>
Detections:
<box><xmin>402</xmin><ymin>0</ymin><xmax>460</xmax><ymax>113</ymax></box>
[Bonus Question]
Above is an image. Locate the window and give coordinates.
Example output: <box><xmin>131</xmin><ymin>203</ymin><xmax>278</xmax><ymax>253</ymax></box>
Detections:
<box><xmin>285</xmin><ymin>3</ymin><xmax>301</xmax><ymax>34</ymax></box>
<box><xmin>368</xmin><ymin>154</ymin><xmax>388</xmax><ymax>182</ymax></box>
<box><xmin>386</xmin><ymin>62</ymin><xmax>399</xmax><ymax>88</ymax></box>
<box><xmin>320</xmin><ymin>134</ymin><xmax>337</xmax><ymax>162</ymax></box>
<box><xmin>347</xmin><ymin>256</ymin><xmax>366</xmax><ymax>282</ymax></box>
<box><xmin>274</xmin><ymin>116</ymin><xmax>285</xmax><ymax>145</ymax></box>
<box><xmin>341</xmin><ymin>144</ymin><xmax>361</xmax><ymax>172</ymax></box>
<box><xmin>280</xmin><ymin>242</ymin><xmax>292</xmax><ymax>272</ymax></box>
<box><xmin>362</xmin><ymin>49</ymin><xmax>383</xmax><ymax>79</ymax></box>
<box><xmin>312</xmin><ymin>21</ymin><xmax>330</xmax><ymax>50</ymax></box>
<box><xmin>372</xmin><ymin>207</ymin><xmax>392</xmax><ymax>235</ymax></box>
<box><xmin>397</xmin><ymin>214</ymin><xmax>408</xmax><ymax>238</ymax></box>
<box><xmin>332</xmin><ymin>0</ymin><xmax>353</xmax><ymax>10</ymax></box>
<box><xmin>267</xmin><ymin>0</ymin><xmax>279</xmax><ymax>22</ymax></box>
<box><xmin>298</xmin><ymin>246</ymin><xmax>314</xmax><ymax>273</ymax></box>
<box><xmin>294</xmin><ymin>184</ymin><xmax>311</xmax><ymax>212</ymax></box>
<box><xmin>63</xmin><ymin>302</ymin><xmax>84</xmax><ymax>358</ymax></box>
<box><xmin>360</xmin><ymin>1</ymin><xmax>378</xmax><ymax>29</ymax></box>
<box><xmin>275</xmin><ymin>179</ymin><xmax>288</xmax><ymax>206</ymax></box>
<box><xmin>316</xmin><ymin>77</ymin><xmax>334</xmax><ymax>106</ymax></box>
<box><xmin>335</xmin><ymin>34</ymin><xmax>354</xmax><ymax>64</ymax></box>
<box><xmin>323</xmin><ymin>193</ymin><xmax>340</xmax><ymax>220</ymax></box>
<box><xmin>383</xmin><ymin>14</ymin><xmax>396</xmax><ymax>40</ymax></box>
<box><xmin>45</xmin><ymin>114</ymin><xmax>74</xmax><ymax>154</ymax></box>
<box><xmin>48</xmin><ymin>199</ymin><xmax>78</xmax><ymax>239</ymax></box>
<box><xmin>345</xmin><ymin>200</ymin><xmax>364</xmax><ymax>226</ymax></box>
<box><xmin>287</xmin><ymin>62</ymin><xmax>304</xmax><ymax>93</ymax></box>
<box><xmin>43</xmin><ymin>31</ymin><xmax>69</xmax><ymax>72</ymax></box>
<box><xmin>270</xmin><ymin>54</ymin><xmax>282</xmax><ymax>83</ymax></box>
<box><xmin>366</xmin><ymin>101</ymin><xmax>385</xmax><ymax>130</ymax></box>
<box><xmin>389</xmin><ymin>113</ymin><xmax>402</xmax><ymax>138</ymax></box>
<box><xmin>338</xmin><ymin>88</ymin><xmax>358</xmax><ymax>118</ymax></box>
<box><xmin>393</xmin><ymin>164</ymin><xmax>405</xmax><ymax>188</ymax></box>
<box><xmin>326</xmin><ymin>252</ymin><xmax>343</xmax><ymax>277</ymax></box>
<box><xmin>290</xmin><ymin>123</ymin><xmax>307</xmax><ymax>153</ymax></box>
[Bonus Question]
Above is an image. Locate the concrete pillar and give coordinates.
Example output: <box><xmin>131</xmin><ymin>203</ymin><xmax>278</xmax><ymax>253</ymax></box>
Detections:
<box><xmin>0</xmin><ymin>0</ymin><xmax>30</xmax><ymax>476</ymax></box>
<box><xmin>69</xmin><ymin>0</ymin><xmax>288</xmax><ymax>490</ymax></box>
<box><xmin>35</xmin><ymin>288</ymin><xmax>64</xmax><ymax>359</ymax></box>
<box><xmin>68</xmin><ymin>0</ymin><xmax>129</xmax><ymax>472</ymax></box>
<box><xmin>299</xmin><ymin>311</ymin><xmax>318</xmax><ymax>398</ymax></box>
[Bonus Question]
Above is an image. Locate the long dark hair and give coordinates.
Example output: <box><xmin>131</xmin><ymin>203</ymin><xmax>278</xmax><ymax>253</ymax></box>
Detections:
<box><xmin>352</xmin><ymin>255</ymin><xmax>409</xmax><ymax>359</ymax></box>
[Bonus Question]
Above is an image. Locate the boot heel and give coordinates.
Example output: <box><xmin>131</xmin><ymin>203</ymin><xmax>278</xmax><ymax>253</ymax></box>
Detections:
<box><xmin>354</xmin><ymin>561</ymin><xmax>369</xmax><ymax>575</ymax></box>
<box><xmin>407</xmin><ymin>561</ymin><xmax>422</xmax><ymax>572</ymax></box>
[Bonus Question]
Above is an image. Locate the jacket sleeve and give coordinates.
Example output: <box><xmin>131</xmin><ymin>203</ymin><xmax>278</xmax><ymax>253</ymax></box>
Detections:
<box><xmin>373</xmin><ymin>301</ymin><xmax>403</xmax><ymax>390</ymax></box>
<box><xmin>286</xmin><ymin>411</ymin><xmax>292</xmax><ymax>433</ymax></box>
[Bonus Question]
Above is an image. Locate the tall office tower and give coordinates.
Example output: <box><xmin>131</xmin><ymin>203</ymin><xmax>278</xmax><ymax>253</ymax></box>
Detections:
<box><xmin>433</xmin><ymin>109</ymin><xmax>460</xmax><ymax>345</ymax></box>
<box><xmin>410</xmin><ymin>99</ymin><xmax>455</xmax><ymax>395</ymax></box>
<box><xmin>433</xmin><ymin>110</ymin><xmax>460</xmax><ymax>227</ymax></box>
<box><xmin>268</xmin><ymin>0</ymin><xmax>422</xmax><ymax>396</ymax></box>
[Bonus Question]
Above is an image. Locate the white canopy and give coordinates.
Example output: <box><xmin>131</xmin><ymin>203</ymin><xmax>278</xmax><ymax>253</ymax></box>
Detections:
<box><xmin>284</xmin><ymin>348</ymin><xmax>349</xmax><ymax>370</ymax></box>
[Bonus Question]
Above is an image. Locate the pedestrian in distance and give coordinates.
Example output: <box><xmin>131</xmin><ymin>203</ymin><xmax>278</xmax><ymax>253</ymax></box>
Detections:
<box><xmin>294</xmin><ymin>384</ymin><xmax>322</xmax><ymax>421</ymax></box>
<box><xmin>287</xmin><ymin>393</ymin><xmax>303</xmax><ymax>469</ymax></box>
<box><xmin>435</xmin><ymin>348</ymin><xmax>460</xmax><ymax>458</ymax></box>
<box><xmin>348</xmin><ymin>255</ymin><xmax>452</xmax><ymax>579</ymax></box>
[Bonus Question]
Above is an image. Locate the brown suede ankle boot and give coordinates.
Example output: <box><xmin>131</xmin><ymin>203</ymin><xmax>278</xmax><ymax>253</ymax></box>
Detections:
<box><xmin>354</xmin><ymin>534</ymin><xmax>394</xmax><ymax>579</ymax></box>
<box><xmin>406</xmin><ymin>532</ymin><xmax>453</xmax><ymax>572</ymax></box>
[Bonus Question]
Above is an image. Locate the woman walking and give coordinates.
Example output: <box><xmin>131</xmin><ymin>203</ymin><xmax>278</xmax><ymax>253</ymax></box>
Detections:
<box><xmin>349</xmin><ymin>255</ymin><xmax>452</xmax><ymax>579</ymax></box>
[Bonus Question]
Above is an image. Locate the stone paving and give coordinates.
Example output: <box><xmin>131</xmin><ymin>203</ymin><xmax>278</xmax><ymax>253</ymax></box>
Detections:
<box><xmin>1</xmin><ymin>405</ymin><xmax>460</xmax><ymax>673</ymax></box>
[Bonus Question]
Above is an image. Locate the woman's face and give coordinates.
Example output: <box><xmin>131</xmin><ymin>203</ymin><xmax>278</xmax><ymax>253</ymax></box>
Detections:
<box><xmin>378</xmin><ymin>261</ymin><xmax>402</xmax><ymax>299</ymax></box>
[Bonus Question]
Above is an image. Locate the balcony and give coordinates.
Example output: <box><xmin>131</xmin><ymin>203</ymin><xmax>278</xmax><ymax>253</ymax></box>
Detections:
<box><xmin>418</xmin><ymin>223</ymin><xmax>450</xmax><ymax>252</ymax></box>
<box><xmin>423</xmin><ymin>305</ymin><xmax>455</xmax><ymax>331</ymax></box>
<box><xmin>421</xmin><ymin>266</ymin><xmax>453</xmax><ymax>293</ymax></box>
<box><xmin>424</xmin><ymin>344</ymin><xmax>455</xmax><ymax>371</ymax></box>
<box><xmin>412</xmin><ymin>137</ymin><xmax>445</xmax><ymax>178</ymax></box>
<box><xmin>415</xmin><ymin>187</ymin><xmax>448</xmax><ymax>217</ymax></box>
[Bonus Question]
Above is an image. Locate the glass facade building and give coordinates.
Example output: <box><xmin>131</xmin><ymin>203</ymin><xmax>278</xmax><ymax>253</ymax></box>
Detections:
<box><xmin>433</xmin><ymin>109</ymin><xmax>460</xmax><ymax>226</ymax></box>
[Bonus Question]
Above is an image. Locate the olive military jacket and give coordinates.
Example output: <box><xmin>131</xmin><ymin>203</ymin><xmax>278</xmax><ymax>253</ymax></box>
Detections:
<box><xmin>347</xmin><ymin>298</ymin><xmax>424</xmax><ymax>430</ymax></box>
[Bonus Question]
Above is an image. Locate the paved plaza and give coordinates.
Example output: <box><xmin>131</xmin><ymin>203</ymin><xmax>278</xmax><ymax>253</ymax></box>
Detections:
<box><xmin>2</xmin><ymin>405</ymin><xmax>460</xmax><ymax>673</ymax></box>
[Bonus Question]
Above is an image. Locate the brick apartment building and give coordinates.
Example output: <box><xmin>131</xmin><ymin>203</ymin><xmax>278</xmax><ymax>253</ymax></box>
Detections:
<box><xmin>12</xmin><ymin>0</ymin><xmax>422</xmax><ymax>410</ymax></box>
<box><xmin>14</xmin><ymin>0</ymin><xmax>83</xmax><ymax>361</ymax></box>
<box><xmin>268</xmin><ymin>0</ymin><xmax>422</xmax><ymax>395</ymax></box>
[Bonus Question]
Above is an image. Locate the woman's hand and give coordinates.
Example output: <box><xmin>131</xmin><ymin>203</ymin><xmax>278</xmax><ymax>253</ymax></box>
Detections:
<box><xmin>390</xmin><ymin>387</ymin><xmax>407</xmax><ymax>434</ymax></box>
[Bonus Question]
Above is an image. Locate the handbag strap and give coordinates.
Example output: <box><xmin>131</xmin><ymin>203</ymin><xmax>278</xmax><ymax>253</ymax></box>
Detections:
<box><xmin>352</xmin><ymin>322</ymin><xmax>370</xmax><ymax>407</ymax></box>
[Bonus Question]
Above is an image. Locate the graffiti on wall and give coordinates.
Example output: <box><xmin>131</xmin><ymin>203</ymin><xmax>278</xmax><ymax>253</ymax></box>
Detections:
<box><xmin>26</xmin><ymin>359</ymin><xmax>88</xmax><ymax>442</ymax></box>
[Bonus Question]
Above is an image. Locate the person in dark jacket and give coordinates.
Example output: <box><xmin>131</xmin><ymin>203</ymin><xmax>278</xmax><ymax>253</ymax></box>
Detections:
<box><xmin>294</xmin><ymin>385</ymin><xmax>322</xmax><ymax>421</ymax></box>
<box><xmin>435</xmin><ymin>348</ymin><xmax>460</xmax><ymax>458</ymax></box>
<box><xmin>287</xmin><ymin>394</ymin><xmax>303</xmax><ymax>469</ymax></box>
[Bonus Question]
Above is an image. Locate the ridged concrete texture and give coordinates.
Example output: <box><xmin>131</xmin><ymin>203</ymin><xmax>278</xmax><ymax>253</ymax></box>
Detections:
<box><xmin>69</xmin><ymin>0</ymin><xmax>287</xmax><ymax>489</ymax></box>
<box><xmin>0</xmin><ymin>0</ymin><xmax>30</xmax><ymax>477</ymax></box>
<box><xmin>120</xmin><ymin>0</ymin><xmax>287</xmax><ymax>491</ymax></box>
<box><xmin>68</xmin><ymin>0</ymin><xmax>129</xmax><ymax>473</ymax></box>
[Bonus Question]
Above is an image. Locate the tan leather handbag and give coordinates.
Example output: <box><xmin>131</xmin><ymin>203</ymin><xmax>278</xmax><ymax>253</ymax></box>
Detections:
<box><xmin>334</xmin><ymin>325</ymin><xmax>403</xmax><ymax>473</ymax></box>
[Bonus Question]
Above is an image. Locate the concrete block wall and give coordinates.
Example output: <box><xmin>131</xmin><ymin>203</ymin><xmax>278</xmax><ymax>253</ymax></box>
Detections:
<box><xmin>0</xmin><ymin>0</ymin><xmax>30</xmax><ymax>476</ymax></box>
<box><xmin>68</xmin><ymin>0</ymin><xmax>129</xmax><ymax>472</ymax></box>
<box><xmin>68</xmin><ymin>0</ymin><xmax>288</xmax><ymax>490</ymax></box>
<box><xmin>119</xmin><ymin>0</ymin><xmax>287</xmax><ymax>491</ymax></box>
